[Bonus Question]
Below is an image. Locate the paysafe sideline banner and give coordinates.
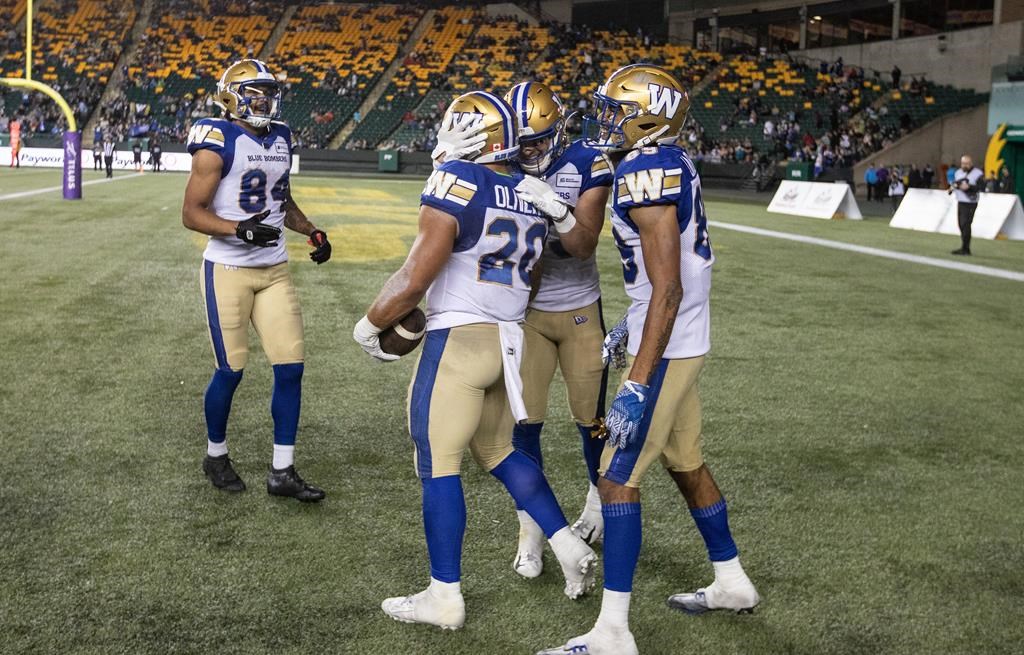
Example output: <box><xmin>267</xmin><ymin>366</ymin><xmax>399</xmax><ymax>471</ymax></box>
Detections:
<box><xmin>0</xmin><ymin>146</ymin><xmax>300</xmax><ymax>174</ymax></box>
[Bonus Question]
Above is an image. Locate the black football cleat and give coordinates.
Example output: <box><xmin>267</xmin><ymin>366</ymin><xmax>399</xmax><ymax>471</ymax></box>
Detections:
<box><xmin>267</xmin><ymin>466</ymin><xmax>325</xmax><ymax>502</ymax></box>
<box><xmin>203</xmin><ymin>454</ymin><xmax>246</xmax><ymax>492</ymax></box>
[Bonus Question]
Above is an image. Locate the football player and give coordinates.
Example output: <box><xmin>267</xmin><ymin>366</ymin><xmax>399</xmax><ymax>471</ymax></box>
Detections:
<box><xmin>182</xmin><ymin>59</ymin><xmax>332</xmax><ymax>502</ymax></box>
<box><xmin>500</xmin><ymin>81</ymin><xmax>614</xmax><ymax>579</ymax></box>
<box><xmin>539</xmin><ymin>65</ymin><xmax>760</xmax><ymax>655</ymax></box>
<box><xmin>353</xmin><ymin>91</ymin><xmax>597</xmax><ymax>630</ymax></box>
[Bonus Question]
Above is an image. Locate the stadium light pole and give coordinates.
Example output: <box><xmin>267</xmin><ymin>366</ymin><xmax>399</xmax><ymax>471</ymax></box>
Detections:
<box><xmin>2</xmin><ymin>0</ymin><xmax>82</xmax><ymax>200</ymax></box>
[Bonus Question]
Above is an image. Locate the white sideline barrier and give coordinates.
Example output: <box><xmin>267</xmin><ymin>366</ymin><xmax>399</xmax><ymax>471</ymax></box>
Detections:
<box><xmin>0</xmin><ymin>146</ymin><xmax>300</xmax><ymax>174</ymax></box>
<box><xmin>889</xmin><ymin>189</ymin><xmax>954</xmax><ymax>233</ymax></box>
<box><xmin>891</xmin><ymin>189</ymin><xmax>1024</xmax><ymax>240</ymax></box>
<box><xmin>767</xmin><ymin>180</ymin><xmax>862</xmax><ymax>220</ymax></box>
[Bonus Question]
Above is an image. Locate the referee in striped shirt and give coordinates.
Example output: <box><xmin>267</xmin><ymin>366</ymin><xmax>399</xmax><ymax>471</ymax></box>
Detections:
<box><xmin>103</xmin><ymin>139</ymin><xmax>115</xmax><ymax>178</ymax></box>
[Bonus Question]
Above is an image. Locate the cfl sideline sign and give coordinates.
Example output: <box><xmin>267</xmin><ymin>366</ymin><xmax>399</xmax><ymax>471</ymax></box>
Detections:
<box><xmin>0</xmin><ymin>146</ymin><xmax>301</xmax><ymax>174</ymax></box>
<box><xmin>767</xmin><ymin>180</ymin><xmax>863</xmax><ymax>220</ymax></box>
<box><xmin>891</xmin><ymin>188</ymin><xmax>1024</xmax><ymax>240</ymax></box>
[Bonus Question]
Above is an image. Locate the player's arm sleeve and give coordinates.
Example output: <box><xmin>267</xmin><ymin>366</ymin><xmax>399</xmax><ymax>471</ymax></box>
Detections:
<box><xmin>419</xmin><ymin>160</ymin><xmax>485</xmax><ymax>252</ymax></box>
<box><xmin>615</xmin><ymin>152</ymin><xmax>688</xmax><ymax>214</ymax></box>
<box><xmin>186</xmin><ymin>119</ymin><xmax>232</xmax><ymax>178</ymax></box>
<box><xmin>581</xmin><ymin>151</ymin><xmax>614</xmax><ymax>193</ymax></box>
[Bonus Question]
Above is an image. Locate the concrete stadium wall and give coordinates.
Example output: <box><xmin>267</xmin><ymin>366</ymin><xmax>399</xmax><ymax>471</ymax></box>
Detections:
<box><xmin>539</xmin><ymin>0</ymin><xmax>572</xmax><ymax>23</ymax></box>
<box><xmin>851</xmin><ymin>103</ymin><xmax>990</xmax><ymax>197</ymax></box>
<box><xmin>485</xmin><ymin>2</ymin><xmax>537</xmax><ymax>23</ymax></box>
<box><xmin>796</xmin><ymin>21</ymin><xmax>1024</xmax><ymax>93</ymax></box>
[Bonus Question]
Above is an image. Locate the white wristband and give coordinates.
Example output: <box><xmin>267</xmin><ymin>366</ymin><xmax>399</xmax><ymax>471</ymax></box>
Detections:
<box><xmin>355</xmin><ymin>315</ymin><xmax>383</xmax><ymax>336</ymax></box>
<box><xmin>553</xmin><ymin>208</ymin><xmax>578</xmax><ymax>234</ymax></box>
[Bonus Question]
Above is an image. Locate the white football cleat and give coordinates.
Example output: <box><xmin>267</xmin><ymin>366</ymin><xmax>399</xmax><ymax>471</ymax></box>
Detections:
<box><xmin>667</xmin><ymin>579</ymin><xmax>760</xmax><ymax>615</ymax></box>
<box><xmin>381</xmin><ymin>587</ymin><xmax>466</xmax><ymax>630</ymax></box>
<box><xmin>514</xmin><ymin>511</ymin><xmax>545</xmax><ymax>579</ymax></box>
<box><xmin>552</xmin><ymin>533</ymin><xmax>598</xmax><ymax>599</ymax></box>
<box><xmin>536</xmin><ymin>626</ymin><xmax>639</xmax><ymax>655</ymax></box>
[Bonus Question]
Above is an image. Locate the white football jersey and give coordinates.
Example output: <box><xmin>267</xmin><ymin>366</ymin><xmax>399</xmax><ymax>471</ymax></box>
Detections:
<box><xmin>419</xmin><ymin>160</ymin><xmax>549</xmax><ymax>330</ymax></box>
<box><xmin>187</xmin><ymin>118</ymin><xmax>293</xmax><ymax>268</ymax></box>
<box><xmin>530</xmin><ymin>140</ymin><xmax>613</xmax><ymax>312</ymax></box>
<box><xmin>611</xmin><ymin>144</ymin><xmax>713</xmax><ymax>359</ymax></box>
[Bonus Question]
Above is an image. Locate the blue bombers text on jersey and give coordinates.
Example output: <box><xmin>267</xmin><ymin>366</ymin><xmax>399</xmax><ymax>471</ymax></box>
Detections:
<box><xmin>611</xmin><ymin>143</ymin><xmax>714</xmax><ymax>359</ymax></box>
<box><xmin>187</xmin><ymin>117</ymin><xmax>293</xmax><ymax>268</ymax></box>
<box><xmin>419</xmin><ymin>159</ymin><xmax>549</xmax><ymax>330</ymax></box>
<box><xmin>530</xmin><ymin>140</ymin><xmax>614</xmax><ymax>313</ymax></box>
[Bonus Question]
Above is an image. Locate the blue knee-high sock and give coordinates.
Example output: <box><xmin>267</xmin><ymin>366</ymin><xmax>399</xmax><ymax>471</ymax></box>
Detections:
<box><xmin>490</xmin><ymin>451</ymin><xmax>568</xmax><ymax>538</ymax></box>
<box><xmin>271</xmin><ymin>363</ymin><xmax>303</xmax><ymax>446</ymax></box>
<box><xmin>511</xmin><ymin>422</ymin><xmax>544</xmax><ymax>511</ymax></box>
<box><xmin>204</xmin><ymin>368</ymin><xmax>243</xmax><ymax>442</ymax></box>
<box><xmin>512</xmin><ymin>422</ymin><xmax>544</xmax><ymax>468</ymax></box>
<box><xmin>422</xmin><ymin>475</ymin><xmax>466</xmax><ymax>583</ymax></box>
<box><xmin>577</xmin><ymin>422</ymin><xmax>604</xmax><ymax>486</ymax></box>
<box><xmin>691</xmin><ymin>498</ymin><xmax>739</xmax><ymax>561</ymax></box>
<box><xmin>603</xmin><ymin>502</ymin><xmax>642</xmax><ymax>592</ymax></box>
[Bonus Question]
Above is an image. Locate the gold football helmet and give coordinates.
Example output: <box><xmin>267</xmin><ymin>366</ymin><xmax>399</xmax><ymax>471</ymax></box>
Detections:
<box><xmin>584</xmin><ymin>64</ymin><xmax>689</xmax><ymax>151</ymax></box>
<box><xmin>504</xmin><ymin>81</ymin><xmax>566</xmax><ymax>175</ymax></box>
<box><xmin>215</xmin><ymin>59</ymin><xmax>282</xmax><ymax>130</ymax></box>
<box><xmin>443</xmin><ymin>91</ymin><xmax>519</xmax><ymax>164</ymax></box>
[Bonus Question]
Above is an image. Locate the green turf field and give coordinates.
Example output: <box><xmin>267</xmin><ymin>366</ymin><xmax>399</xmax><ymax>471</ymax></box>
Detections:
<box><xmin>1</xmin><ymin>168</ymin><xmax>1022</xmax><ymax>654</ymax></box>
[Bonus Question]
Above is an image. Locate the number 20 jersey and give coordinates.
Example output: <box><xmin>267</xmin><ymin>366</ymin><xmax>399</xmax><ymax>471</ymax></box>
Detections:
<box><xmin>186</xmin><ymin>117</ymin><xmax>293</xmax><ymax>268</ymax></box>
<box><xmin>611</xmin><ymin>144</ymin><xmax>714</xmax><ymax>359</ymax></box>
<box><xmin>420</xmin><ymin>160</ymin><xmax>549</xmax><ymax>331</ymax></box>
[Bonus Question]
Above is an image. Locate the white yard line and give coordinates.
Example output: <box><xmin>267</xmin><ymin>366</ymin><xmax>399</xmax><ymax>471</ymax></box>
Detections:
<box><xmin>0</xmin><ymin>173</ymin><xmax>146</xmax><ymax>201</ymax></box>
<box><xmin>710</xmin><ymin>220</ymin><xmax>1024</xmax><ymax>283</ymax></box>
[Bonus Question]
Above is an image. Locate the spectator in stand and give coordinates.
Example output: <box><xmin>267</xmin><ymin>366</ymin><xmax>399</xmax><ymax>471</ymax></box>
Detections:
<box><xmin>865</xmin><ymin>164</ymin><xmax>878</xmax><ymax>201</ymax></box>
<box><xmin>889</xmin><ymin>175</ymin><xmax>906</xmax><ymax>212</ymax></box>
<box><xmin>891</xmin><ymin>65</ymin><xmax>901</xmax><ymax>90</ymax></box>
<box><xmin>922</xmin><ymin>163</ymin><xmax>935</xmax><ymax>188</ymax></box>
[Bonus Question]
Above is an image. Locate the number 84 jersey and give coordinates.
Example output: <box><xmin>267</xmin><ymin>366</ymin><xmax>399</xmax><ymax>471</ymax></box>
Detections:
<box><xmin>187</xmin><ymin>117</ymin><xmax>293</xmax><ymax>267</ymax></box>
<box><xmin>611</xmin><ymin>144</ymin><xmax>714</xmax><ymax>359</ymax></box>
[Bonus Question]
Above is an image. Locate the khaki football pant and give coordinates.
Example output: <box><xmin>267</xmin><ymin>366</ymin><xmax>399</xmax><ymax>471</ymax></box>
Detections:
<box><xmin>520</xmin><ymin>300</ymin><xmax>607</xmax><ymax>427</ymax></box>
<box><xmin>200</xmin><ymin>260</ymin><xmax>305</xmax><ymax>371</ymax></box>
<box><xmin>407</xmin><ymin>323</ymin><xmax>515</xmax><ymax>479</ymax></box>
<box><xmin>600</xmin><ymin>355</ymin><xmax>705</xmax><ymax>488</ymax></box>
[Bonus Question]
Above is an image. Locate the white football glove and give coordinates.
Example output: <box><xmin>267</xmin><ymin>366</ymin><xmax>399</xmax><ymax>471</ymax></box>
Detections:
<box><xmin>601</xmin><ymin>314</ymin><xmax>629</xmax><ymax>369</ymax></box>
<box><xmin>352</xmin><ymin>315</ymin><xmax>400</xmax><ymax>362</ymax></box>
<box><xmin>431</xmin><ymin>113</ymin><xmax>488</xmax><ymax>169</ymax></box>
<box><xmin>514</xmin><ymin>176</ymin><xmax>577</xmax><ymax>234</ymax></box>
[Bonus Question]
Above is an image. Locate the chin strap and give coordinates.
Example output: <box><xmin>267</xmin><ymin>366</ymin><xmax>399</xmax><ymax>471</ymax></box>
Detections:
<box><xmin>635</xmin><ymin>124</ymin><xmax>671</xmax><ymax>148</ymax></box>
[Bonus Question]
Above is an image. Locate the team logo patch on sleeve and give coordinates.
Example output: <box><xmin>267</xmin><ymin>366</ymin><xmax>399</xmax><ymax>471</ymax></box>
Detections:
<box><xmin>620</xmin><ymin>168</ymin><xmax>665</xmax><ymax>203</ymax></box>
<box><xmin>187</xmin><ymin>123</ymin><xmax>225</xmax><ymax>147</ymax></box>
<box><xmin>423</xmin><ymin>170</ymin><xmax>477</xmax><ymax>206</ymax></box>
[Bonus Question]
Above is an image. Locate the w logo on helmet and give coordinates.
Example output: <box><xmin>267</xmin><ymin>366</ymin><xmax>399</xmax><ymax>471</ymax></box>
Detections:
<box><xmin>648</xmin><ymin>83</ymin><xmax>683</xmax><ymax>118</ymax></box>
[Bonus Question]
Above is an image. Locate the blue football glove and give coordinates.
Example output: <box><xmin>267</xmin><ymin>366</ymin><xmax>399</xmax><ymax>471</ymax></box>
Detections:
<box><xmin>602</xmin><ymin>314</ymin><xmax>629</xmax><ymax>369</ymax></box>
<box><xmin>605</xmin><ymin>380</ymin><xmax>650</xmax><ymax>449</ymax></box>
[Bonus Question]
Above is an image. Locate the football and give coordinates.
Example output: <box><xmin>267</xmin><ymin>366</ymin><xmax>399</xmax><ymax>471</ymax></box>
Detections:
<box><xmin>378</xmin><ymin>307</ymin><xmax>427</xmax><ymax>357</ymax></box>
